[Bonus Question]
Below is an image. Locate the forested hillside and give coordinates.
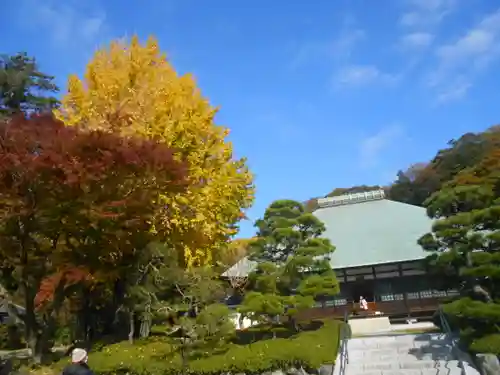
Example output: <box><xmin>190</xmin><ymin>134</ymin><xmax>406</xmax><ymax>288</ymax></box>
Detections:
<box><xmin>303</xmin><ymin>125</ymin><xmax>500</xmax><ymax>210</ymax></box>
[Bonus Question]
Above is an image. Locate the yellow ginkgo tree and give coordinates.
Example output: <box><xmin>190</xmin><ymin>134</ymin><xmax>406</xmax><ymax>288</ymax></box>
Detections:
<box><xmin>56</xmin><ymin>36</ymin><xmax>254</xmax><ymax>268</ymax></box>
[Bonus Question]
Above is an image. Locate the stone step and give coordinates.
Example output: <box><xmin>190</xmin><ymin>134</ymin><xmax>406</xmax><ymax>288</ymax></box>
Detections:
<box><xmin>349</xmin><ymin>316</ymin><xmax>392</xmax><ymax>335</ymax></box>
<box><xmin>413</xmin><ymin>339</ymin><xmax>451</xmax><ymax>348</ymax></box>
<box><xmin>348</xmin><ymin>346</ymin><xmax>453</xmax><ymax>359</ymax></box>
<box><xmin>333</xmin><ymin>358</ymin><xmax>465</xmax><ymax>375</ymax></box>
<box><xmin>348</xmin><ymin>335</ymin><xmax>417</xmax><ymax>344</ymax></box>
<box><xmin>347</xmin><ymin>352</ymin><xmax>456</xmax><ymax>363</ymax></box>
<box><xmin>345</xmin><ymin>369</ymin><xmax>463</xmax><ymax>375</ymax></box>
<box><xmin>347</xmin><ymin>343</ymin><xmax>453</xmax><ymax>353</ymax></box>
<box><xmin>348</xmin><ymin>342</ymin><xmax>411</xmax><ymax>351</ymax></box>
<box><xmin>344</xmin><ymin>359</ymin><xmax>462</xmax><ymax>373</ymax></box>
<box><xmin>348</xmin><ymin>339</ymin><xmax>452</xmax><ymax>351</ymax></box>
<box><xmin>338</xmin><ymin>333</ymin><xmax>479</xmax><ymax>375</ymax></box>
<box><xmin>348</xmin><ymin>334</ymin><xmax>448</xmax><ymax>344</ymax></box>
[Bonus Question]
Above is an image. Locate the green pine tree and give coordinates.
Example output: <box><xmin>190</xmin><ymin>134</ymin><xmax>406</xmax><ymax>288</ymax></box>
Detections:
<box><xmin>239</xmin><ymin>200</ymin><xmax>339</xmax><ymax>331</ymax></box>
<box><xmin>418</xmin><ymin>140</ymin><xmax>500</xmax><ymax>354</ymax></box>
<box><xmin>0</xmin><ymin>52</ymin><xmax>59</xmax><ymax>117</ymax></box>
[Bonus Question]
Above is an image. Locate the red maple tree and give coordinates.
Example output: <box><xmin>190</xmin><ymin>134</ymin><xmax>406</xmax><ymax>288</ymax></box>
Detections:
<box><xmin>0</xmin><ymin>114</ymin><xmax>188</xmax><ymax>355</ymax></box>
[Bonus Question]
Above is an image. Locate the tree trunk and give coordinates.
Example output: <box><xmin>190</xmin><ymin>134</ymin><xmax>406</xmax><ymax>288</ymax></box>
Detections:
<box><xmin>26</xmin><ymin>328</ymin><xmax>49</xmax><ymax>365</ymax></box>
<box><xmin>27</xmin><ymin>285</ymin><xmax>65</xmax><ymax>364</ymax></box>
<box><xmin>76</xmin><ymin>288</ymin><xmax>93</xmax><ymax>344</ymax></box>
<box><xmin>238</xmin><ymin>313</ymin><xmax>244</xmax><ymax>330</ymax></box>
<box><xmin>466</xmin><ymin>252</ymin><xmax>493</xmax><ymax>303</ymax></box>
<box><xmin>289</xmin><ymin>316</ymin><xmax>299</xmax><ymax>332</ymax></box>
<box><xmin>31</xmin><ymin>325</ymin><xmax>55</xmax><ymax>364</ymax></box>
<box><xmin>28</xmin><ymin>334</ymin><xmax>43</xmax><ymax>364</ymax></box>
<box><xmin>128</xmin><ymin>312</ymin><xmax>135</xmax><ymax>344</ymax></box>
<box><xmin>22</xmin><ymin>283</ymin><xmax>40</xmax><ymax>359</ymax></box>
<box><xmin>139</xmin><ymin>317</ymin><xmax>151</xmax><ymax>338</ymax></box>
<box><xmin>180</xmin><ymin>338</ymin><xmax>188</xmax><ymax>375</ymax></box>
<box><xmin>472</xmin><ymin>285</ymin><xmax>493</xmax><ymax>303</ymax></box>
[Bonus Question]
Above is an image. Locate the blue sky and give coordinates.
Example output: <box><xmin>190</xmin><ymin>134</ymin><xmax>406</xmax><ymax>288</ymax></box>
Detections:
<box><xmin>2</xmin><ymin>0</ymin><xmax>500</xmax><ymax>238</ymax></box>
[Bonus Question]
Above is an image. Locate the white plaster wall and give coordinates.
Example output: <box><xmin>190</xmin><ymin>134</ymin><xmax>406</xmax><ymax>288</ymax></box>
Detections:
<box><xmin>229</xmin><ymin>312</ymin><xmax>258</xmax><ymax>330</ymax></box>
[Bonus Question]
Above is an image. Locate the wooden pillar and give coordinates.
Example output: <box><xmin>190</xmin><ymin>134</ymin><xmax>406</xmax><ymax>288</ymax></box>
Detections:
<box><xmin>342</xmin><ymin>269</ymin><xmax>348</xmax><ymax>302</ymax></box>
<box><xmin>372</xmin><ymin>266</ymin><xmax>377</xmax><ymax>302</ymax></box>
<box><xmin>398</xmin><ymin>264</ymin><xmax>410</xmax><ymax>317</ymax></box>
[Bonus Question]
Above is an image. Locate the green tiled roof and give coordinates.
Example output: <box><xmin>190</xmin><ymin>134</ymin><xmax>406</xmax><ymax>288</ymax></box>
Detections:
<box><xmin>222</xmin><ymin>195</ymin><xmax>434</xmax><ymax>277</ymax></box>
<box><xmin>313</xmin><ymin>198</ymin><xmax>433</xmax><ymax>269</ymax></box>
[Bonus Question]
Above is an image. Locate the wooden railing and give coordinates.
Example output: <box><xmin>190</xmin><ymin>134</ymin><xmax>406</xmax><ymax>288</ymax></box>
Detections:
<box><xmin>365</xmin><ymin>302</ymin><xmax>377</xmax><ymax>311</ymax></box>
<box><xmin>294</xmin><ymin>297</ymin><xmax>445</xmax><ymax>320</ymax></box>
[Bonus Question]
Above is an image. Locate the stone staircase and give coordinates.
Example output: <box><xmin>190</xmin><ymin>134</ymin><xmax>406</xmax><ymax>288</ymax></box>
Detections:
<box><xmin>348</xmin><ymin>316</ymin><xmax>391</xmax><ymax>336</ymax></box>
<box><xmin>334</xmin><ymin>332</ymin><xmax>481</xmax><ymax>375</ymax></box>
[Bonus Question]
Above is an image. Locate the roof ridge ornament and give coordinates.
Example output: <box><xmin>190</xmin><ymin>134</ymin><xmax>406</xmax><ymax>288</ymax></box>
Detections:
<box><xmin>317</xmin><ymin>189</ymin><xmax>385</xmax><ymax>208</ymax></box>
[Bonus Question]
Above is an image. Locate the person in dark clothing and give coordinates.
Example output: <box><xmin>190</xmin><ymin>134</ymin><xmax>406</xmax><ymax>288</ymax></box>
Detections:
<box><xmin>0</xmin><ymin>358</ymin><xmax>13</xmax><ymax>375</ymax></box>
<box><xmin>62</xmin><ymin>348</ymin><xmax>94</xmax><ymax>375</ymax></box>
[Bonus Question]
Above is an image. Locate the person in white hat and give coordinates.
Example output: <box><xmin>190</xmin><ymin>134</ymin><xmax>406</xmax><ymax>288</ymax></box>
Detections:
<box><xmin>62</xmin><ymin>348</ymin><xmax>94</xmax><ymax>375</ymax></box>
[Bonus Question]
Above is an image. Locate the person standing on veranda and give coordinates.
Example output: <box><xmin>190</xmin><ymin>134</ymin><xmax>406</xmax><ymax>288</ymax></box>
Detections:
<box><xmin>359</xmin><ymin>296</ymin><xmax>368</xmax><ymax>310</ymax></box>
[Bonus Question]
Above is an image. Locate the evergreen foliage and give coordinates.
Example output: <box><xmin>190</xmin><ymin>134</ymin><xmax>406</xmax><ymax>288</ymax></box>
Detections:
<box><xmin>240</xmin><ymin>199</ymin><xmax>339</xmax><ymax>329</ymax></box>
<box><xmin>32</xmin><ymin>320</ymin><xmax>343</xmax><ymax>375</ymax></box>
<box><xmin>0</xmin><ymin>52</ymin><xmax>59</xmax><ymax>116</ymax></box>
<box><xmin>419</xmin><ymin>131</ymin><xmax>500</xmax><ymax>354</ymax></box>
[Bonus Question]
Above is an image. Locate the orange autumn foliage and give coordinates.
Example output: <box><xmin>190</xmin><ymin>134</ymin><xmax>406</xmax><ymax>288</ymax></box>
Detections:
<box><xmin>35</xmin><ymin>267</ymin><xmax>91</xmax><ymax>310</ymax></box>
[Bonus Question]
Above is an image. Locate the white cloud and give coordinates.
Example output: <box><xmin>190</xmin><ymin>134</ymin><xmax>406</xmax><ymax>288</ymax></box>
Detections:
<box><xmin>289</xmin><ymin>42</ymin><xmax>328</xmax><ymax>70</ymax></box>
<box><xmin>289</xmin><ymin>16</ymin><xmax>365</xmax><ymax>70</ymax></box>
<box><xmin>337</xmin><ymin>65</ymin><xmax>379</xmax><ymax>86</ymax></box>
<box><xmin>334</xmin><ymin>65</ymin><xmax>399</xmax><ymax>87</ymax></box>
<box><xmin>399</xmin><ymin>12</ymin><xmax>421</xmax><ymax>28</ymax></box>
<box><xmin>410</xmin><ymin>0</ymin><xmax>455</xmax><ymax>11</ymax></box>
<box><xmin>436</xmin><ymin>79</ymin><xmax>472</xmax><ymax>104</ymax></box>
<box><xmin>333</xmin><ymin>14</ymin><xmax>365</xmax><ymax>59</ymax></box>
<box><xmin>19</xmin><ymin>0</ymin><xmax>106</xmax><ymax>49</ymax></box>
<box><xmin>436</xmin><ymin>10</ymin><xmax>500</xmax><ymax>70</ymax></box>
<box><xmin>399</xmin><ymin>0</ymin><xmax>456</xmax><ymax>28</ymax></box>
<box><xmin>428</xmin><ymin>8</ymin><xmax>500</xmax><ymax>102</ymax></box>
<box><xmin>332</xmin><ymin>29</ymin><xmax>366</xmax><ymax>60</ymax></box>
<box><xmin>80</xmin><ymin>16</ymin><xmax>106</xmax><ymax>41</ymax></box>
<box><xmin>399</xmin><ymin>32</ymin><xmax>434</xmax><ymax>49</ymax></box>
<box><xmin>359</xmin><ymin>125</ymin><xmax>404</xmax><ymax>168</ymax></box>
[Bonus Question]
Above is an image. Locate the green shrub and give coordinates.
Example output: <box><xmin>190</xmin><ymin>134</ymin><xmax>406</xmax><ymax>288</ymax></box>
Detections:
<box><xmin>54</xmin><ymin>326</ymin><xmax>73</xmax><ymax>346</ymax></box>
<box><xmin>32</xmin><ymin>319</ymin><xmax>343</xmax><ymax>375</ymax></box>
<box><xmin>189</xmin><ymin>320</ymin><xmax>342</xmax><ymax>375</ymax></box>
<box><xmin>470</xmin><ymin>333</ymin><xmax>500</xmax><ymax>355</ymax></box>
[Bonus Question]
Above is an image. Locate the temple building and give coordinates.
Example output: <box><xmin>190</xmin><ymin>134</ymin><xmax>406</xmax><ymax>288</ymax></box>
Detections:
<box><xmin>223</xmin><ymin>189</ymin><xmax>457</xmax><ymax>319</ymax></box>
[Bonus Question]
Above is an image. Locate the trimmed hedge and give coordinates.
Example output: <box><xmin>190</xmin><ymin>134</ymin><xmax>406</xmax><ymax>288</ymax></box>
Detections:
<box><xmin>31</xmin><ymin>319</ymin><xmax>343</xmax><ymax>375</ymax></box>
